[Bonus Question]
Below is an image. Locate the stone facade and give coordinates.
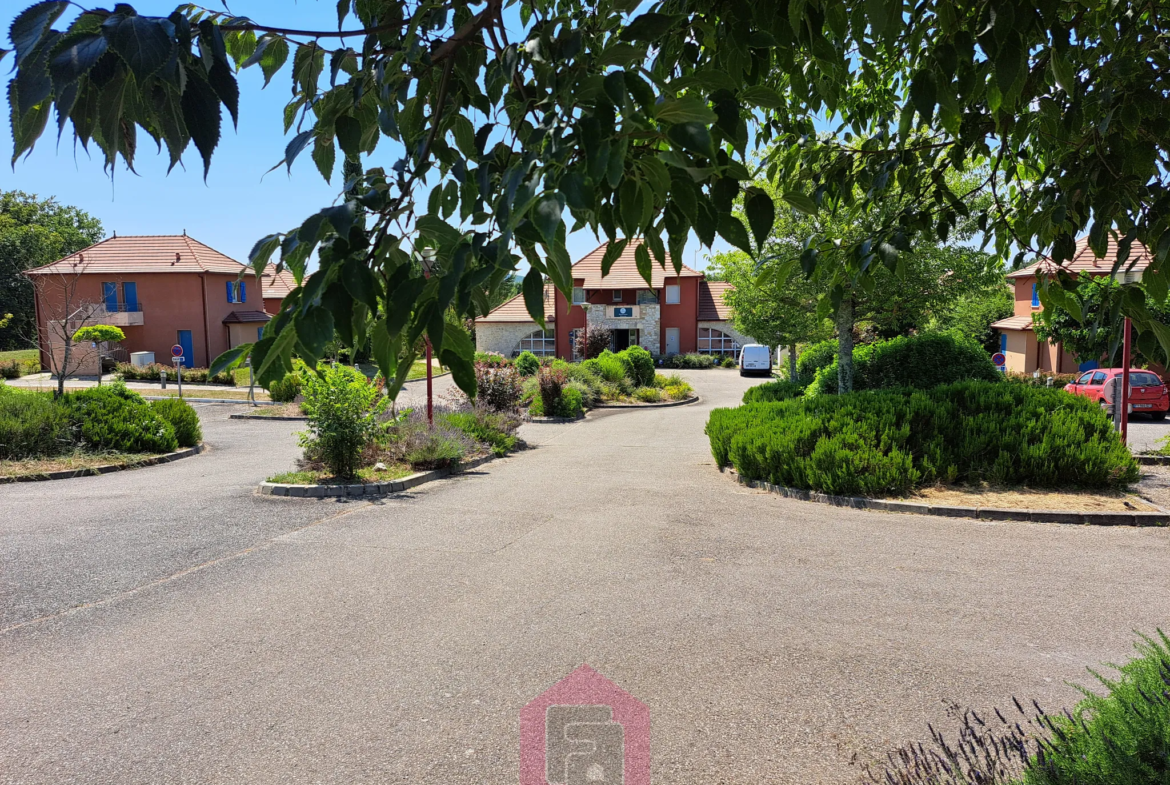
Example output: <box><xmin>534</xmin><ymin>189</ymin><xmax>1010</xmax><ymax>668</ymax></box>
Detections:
<box><xmin>585</xmin><ymin>303</ymin><xmax>660</xmax><ymax>354</ymax></box>
<box><xmin>475</xmin><ymin>321</ymin><xmax>546</xmax><ymax>357</ymax></box>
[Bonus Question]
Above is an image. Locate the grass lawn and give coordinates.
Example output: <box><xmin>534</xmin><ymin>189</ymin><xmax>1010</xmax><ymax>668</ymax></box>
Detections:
<box><xmin>355</xmin><ymin>360</ymin><xmax>444</xmax><ymax>381</ymax></box>
<box><xmin>240</xmin><ymin>403</ymin><xmax>304</xmax><ymax>417</ymax></box>
<box><xmin>268</xmin><ymin>463</ymin><xmax>412</xmax><ymax>485</ymax></box>
<box><xmin>0</xmin><ymin>348</ymin><xmax>41</xmax><ymax>375</ymax></box>
<box><xmin>0</xmin><ymin>450</ymin><xmax>155</xmax><ymax>480</ymax></box>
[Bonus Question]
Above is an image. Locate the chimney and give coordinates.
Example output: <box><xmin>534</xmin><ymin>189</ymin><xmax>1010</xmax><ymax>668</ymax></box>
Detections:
<box><xmin>174</xmin><ymin>253</ymin><xmax>180</xmax><ymax>265</ymax></box>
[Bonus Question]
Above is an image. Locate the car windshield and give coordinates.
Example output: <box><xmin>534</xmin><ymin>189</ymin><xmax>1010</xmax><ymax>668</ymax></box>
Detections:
<box><xmin>1133</xmin><ymin>372</ymin><xmax>1162</xmax><ymax>386</ymax></box>
<box><xmin>1076</xmin><ymin>371</ymin><xmax>1093</xmax><ymax>384</ymax></box>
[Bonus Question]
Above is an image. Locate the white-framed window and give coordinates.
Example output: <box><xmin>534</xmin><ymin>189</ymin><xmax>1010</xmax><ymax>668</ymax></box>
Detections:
<box><xmin>572</xmin><ymin>287</ymin><xmax>586</xmax><ymax>305</ymax></box>
<box><xmin>612</xmin><ymin>290</ymin><xmax>623</xmax><ymax>302</ymax></box>
<box><xmin>636</xmin><ymin>289</ymin><xmax>658</xmax><ymax>305</ymax></box>
<box><xmin>665</xmin><ymin>284</ymin><xmax>680</xmax><ymax>304</ymax></box>
<box><xmin>698</xmin><ymin>327</ymin><xmax>739</xmax><ymax>355</ymax></box>
<box><xmin>517</xmin><ymin>328</ymin><xmax>556</xmax><ymax>357</ymax></box>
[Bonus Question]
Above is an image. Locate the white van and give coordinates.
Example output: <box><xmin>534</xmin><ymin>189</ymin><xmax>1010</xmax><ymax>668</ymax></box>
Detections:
<box><xmin>738</xmin><ymin>344</ymin><xmax>772</xmax><ymax>377</ymax></box>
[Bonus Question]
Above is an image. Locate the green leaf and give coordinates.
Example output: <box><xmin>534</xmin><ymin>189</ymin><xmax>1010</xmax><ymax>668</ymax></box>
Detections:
<box><xmin>369</xmin><ymin>316</ymin><xmax>397</xmax><ymax>382</ymax></box>
<box><xmin>1051</xmin><ymin>48</ymin><xmax>1076</xmax><ymax>93</ymax></box>
<box><xmin>335</xmin><ymin>114</ymin><xmax>361</xmax><ymax>158</ymax></box>
<box><xmin>635</xmin><ymin>242</ymin><xmax>653</xmax><ymax>287</ymax></box>
<box><xmin>781</xmin><ymin>191</ymin><xmax>817</xmax><ymax>214</ymax></box>
<box><xmin>739</xmin><ymin>85</ymin><xmax>784</xmax><ymax>109</ymax></box>
<box><xmin>994</xmin><ymin>33</ymin><xmax>1024</xmax><ymax>98</ymax></box>
<box><xmin>341</xmin><ymin>257</ymin><xmax>379</xmax><ymax>312</ymax></box>
<box><xmin>441</xmin><ymin>343</ymin><xmax>476</xmax><ymax>399</ymax></box>
<box><xmin>320</xmin><ymin>201</ymin><xmax>357</xmax><ymax>239</ymax></box>
<box><xmin>10</xmin><ymin>1</ymin><xmax>68</xmax><ymax>65</ymax></box>
<box><xmin>654</xmin><ymin>96</ymin><xmax>717</xmax><ymax>125</ymax></box>
<box><xmin>283</xmin><ymin>130</ymin><xmax>313</xmax><ymax>173</ymax></box>
<box><xmin>717</xmin><ymin>214</ymin><xmax>753</xmax><ymax>256</ymax></box>
<box><xmin>105</xmin><ymin>16</ymin><xmax>174</xmax><ymax>82</ymax></box>
<box><xmin>522</xmin><ymin>267</ymin><xmax>546</xmax><ymax>328</ymax></box>
<box><xmin>619</xmin><ymin>178</ymin><xmax>644</xmax><ymax>234</ymax></box>
<box><xmin>666</xmin><ymin>122</ymin><xmax>713</xmax><ymax>158</ymax></box>
<box><xmin>531</xmin><ymin>192</ymin><xmax>565</xmax><ymax>244</ymax></box>
<box><xmin>209</xmin><ymin>343</ymin><xmax>252</xmax><ymax>376</ymax></box>
<box><xmin>601</xmin><ymin>238</ymin><xmax>628</xmax><ymax>277</ymax></box>
<box><xmin>180</xmin><ymin>67</ymin><xmax>221</xmax><ymax>179</ymax></box>
<box><xmin>744</xmin><ymin>189</ymin><xmax>775</xmax><ymax>248</ymax></box>
<box><xmin>49</xmin><ymin>34</ymin><xmax>108</xmax><ymax>88</ymax></box>
<box><xmin>312</xmin><ymin>133</ymin><xmax>335</xmax><ymax>182</ymax></box>
<box><xmin>1147</xmin><ymin>320</ymin><xmax>1170</xmax><ymax>372</ymax></box>
<box><xmin>248</xmin><ymin>233</ymin><xmax>281</xmax><ymax>277</ymax></box>
<box><xmin>603</xmin><ymin>71</ymin><xmax>627</xmax><ymax>108</ymax></box>
<box><xmin>294</xmin><ymin>306</ymin><xmax>334</xmax><ymax>363</ymax></box>
<box><xmin>619</xmin><ymin>12</ymin><xmax>682</xmax><ymax>42</ymax></box>
<box><xmin>909</xmin><ymin>70</ymin><xmax>936</xmax><ymax>120</ymax></box>
<box><xmin>259</xmin><ymin>37</ymin><xmax>288</xmax><ymax>86</ymax></box>
<box><xmin>598</xmin><ymin>42</ymin><xmax>644</xmax><ymax>67</ymax></box>
<box><xmin>560</xmin><ymin>171</ymin><xmax>593</xmax><ymax>211</ymax></box>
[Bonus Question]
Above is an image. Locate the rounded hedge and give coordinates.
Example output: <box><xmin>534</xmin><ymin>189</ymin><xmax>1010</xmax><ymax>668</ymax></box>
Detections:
<box><xmin>63</xmin><ymin>385</ymin><xmax>177</xmax><ymax>454</ymax></box>
<box><xmin>0</xmin><ymin>389</ymin><xmax>72</xmax><ymax>460</ymax></box>
<box><xmin>795</xmin><ymin>339</ymin><xmax>837</xmax><ymax>383</ymax></box>
<box><xmin>150</xmin><ymin>398</ymin><xmax>202</xmax><ymax>447</ymax></box>
<box><xmin>809</xmin><ymin>331</ymin><xmax>1000</xmax><ymax>396</ymax></box>
<box><xmin>617</xmin><ymin>345</ymin><xmax>655</xmax><ymax>387</ymax></box>
<box><xmin>267</xmin><ymin>372</ymin><xmax>302</xmax><ymax>403</ymax></box>
<box><xmin>743</xmin><ymin>380</ymin><xmax>805</xmax><ymax>404</ymax></box>
<box><xmin>707</xmin><ymin>381</ymin><xmax>1138</xmax><ymax>496</ymax></box>
<box><xmin>514</xmin><ymin>351</ymin><xmax>540</xmax><ymax>376</ymax></box>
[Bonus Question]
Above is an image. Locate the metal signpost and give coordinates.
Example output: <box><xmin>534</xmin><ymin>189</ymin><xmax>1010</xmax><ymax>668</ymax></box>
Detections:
<box><xmin>171</xmin><ymin>344</ymin><xmax>184</xmax><ymax>398</ymax></box>
<box><xmin>991</xmin><ymin>352</ymin><xmax>1006</xmax><ymax>372</ymax></box>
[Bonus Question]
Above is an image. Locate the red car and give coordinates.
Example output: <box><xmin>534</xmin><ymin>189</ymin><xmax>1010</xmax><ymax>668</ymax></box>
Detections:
<box><xmin>1064</xmin><ymin>368</ymin><xmax>1170</xmax><ymax>419</ymax></box>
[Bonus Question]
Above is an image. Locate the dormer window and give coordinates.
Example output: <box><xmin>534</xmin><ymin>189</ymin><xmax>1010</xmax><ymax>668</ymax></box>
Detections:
<box><xmin>227</xmin><ymin>280</ymin><xmax>247</xmax><ymax>303</ymax></box>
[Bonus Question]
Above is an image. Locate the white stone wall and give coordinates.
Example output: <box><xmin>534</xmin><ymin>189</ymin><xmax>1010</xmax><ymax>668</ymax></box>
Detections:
<box><xmin>585</xmin><ymin>303</ymin><xmax>661</xmax><ymax>355</ymax></box>
<box><xmin>475</xmin><ymin>322</ymin><xmax>544</xmax><ymax>356</ymax></box>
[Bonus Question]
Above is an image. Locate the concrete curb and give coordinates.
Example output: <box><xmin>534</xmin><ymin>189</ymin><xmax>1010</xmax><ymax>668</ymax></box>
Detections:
<box><xmin>258</xmin><ymin>454</ymin><xmax>495</xmax><ymax>499</ymax></box>
<box><xmin>0</xmin><ymin>443</ymin><xmax>206</xmax><ymax>484</ymax></box>
<box><xmin>1137</xmin><ymin>455</ymin><xmax>1170</xmax><ymax>465</ymax></box>
<box><xmin>229</xmin><ymin>413</ymin><xmax>308</xmax><ymax>421</ymax></box>
<box><xmin>737</xmin><ymin>476</ymin><xmax>1170</xmax><ymax>526</ymax></box>
<box><xmin>592</xmin><ymin>395</ymin><xmax>700</xmax><ymax>409</ymax></box>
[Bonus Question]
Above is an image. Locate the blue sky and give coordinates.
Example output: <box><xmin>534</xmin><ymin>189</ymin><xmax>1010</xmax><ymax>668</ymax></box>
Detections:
<box><xmin>1</xmin><ymin>1</ymin><xmax>729</xmax><ymax>273</ymax></box>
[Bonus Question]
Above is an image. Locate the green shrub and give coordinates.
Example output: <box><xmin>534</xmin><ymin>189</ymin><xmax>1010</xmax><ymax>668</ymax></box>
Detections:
<box><xmin>707</xmin><ymin>381</ymin><xmax>1138</xmax><ymax>496</ymax></box>
<box><xmin>1006</xmin><ymin>371</ymin><xmax>1079</xmax><ymax>390</ymax></box>
<box><xmin>537</xmin><ymin>365</ymin><xmax>567</xmax><ymax>416</ymax></box>
<box><xmin>0</xmin><ymin>360</ymin><xmax>23</xmax><ymax>379</ymax></box>
<box><xmin>617</xmin><ymin>345</ymin><xmax>655</xmax><ymax>387</ymax></box>
<box><xmin>267</xmin><ymin>371</ymin><xmax>302</xmax><ymax>403</ymax></box>
<box><xmin>298</xmin><ymin>364</ymin><xmax>386</xmax><ymax>480</ymax></box>
<box><xmin>1022</xmin><ymin>630</ymin><xmax>1170</xmax><ymax>785</ymax></box>
<box><xmin>663</xmin><ymin>353</ymin><xmax>715</xmax><ymax>369</ymax></box>
<box><xmin>514</xmin><ymin>350</ymin><xmax>540</xmax><ymax>376</ymax></box>
<box><xmin>474</xmin><ymin>351</ymin><xmax>509</xmax><ymax>367</ymax></box>
<box><xmin>150</xmin><ymin>398</ymin><xmax>202</xmax><ymax>447</ymax></box>
<box><xmin>63</xmin><ymin>384</ymin><xmax>177</xmax><ymax>454</ymax></box>
<box><xmin>794</xmin><ymin>339</ymin><xmax>837</xmax><ymax>383</ymax></box>
<box><xmin>743</xmin><ymin>379</ymin><xmax>805</xmax><ymax>404</ymax></box>
<box><xmin>558</xmin><ymin>386</ymin><xmax>584</xmax><ymax>417</ymax></box>
<box><xmin>0</xmin><ymin>391</ymin><xmax>72</xmax><ymax>459</ymax></box>
<box><xmin>808</xmin><ymin>332</ymin><xmax>1001</xmax><ymax>396</ymax></box>
<box><xmin>633</xmin><ymin>386</ymin><xmax>663</xmax><ymax>402</ymax></box>
<box><xmin>115</xmin><ymin>362</ymin><xmax>234</xmax><ymax>385</ymax></box>
<box><xmin>721</xmin><ymin>356</ymin><xmax>737</xmax><ymax>368</ymax></box>
<box><xmin>566</xmin><ymin>379</ymin><xmax>598</xmax><ymax>408</ymax></box>
<box><xmin>474</xmin><ymin>364</ymin><xmax>523</xmax><ymax>411</ymax></box>
<box><xmin>585</xmin><ymin>352</ymin><xmax>628</xmax><ymax>387</ymax></box>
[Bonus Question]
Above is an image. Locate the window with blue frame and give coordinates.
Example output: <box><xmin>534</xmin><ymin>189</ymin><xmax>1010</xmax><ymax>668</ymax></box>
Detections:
<box><xmin>1031</xmin><ymin>283</ymin><xmax>1040</xmax><ymax>308</ymax></box>
<box><xmin>226</xmin><ymin>280</ymin><xmax>247</xmax><ymax>303</ymax></box>
<box><xmin>102</xmin><ymin>282</ymin><xmax>118</xmax><ymax>311</ymax></box>
<box><xmin>122</xmin><ymin>282</ymin><xmax>138</xmax><ymax>312</ymax></box>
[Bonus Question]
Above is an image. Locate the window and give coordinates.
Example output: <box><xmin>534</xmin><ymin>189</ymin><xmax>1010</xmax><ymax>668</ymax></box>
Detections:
<box><xmin>612</xmin><ymin>290</ymin><xmax>623</xmax><ymax>302</ymax></box>
<box><xmin>517</xmin><ymin>328</ymin><xmax>556</xmax><ymax>357</ymax></box>
<box><xmin>698</xmin><ymin>327</ymin><xmax>739</xmax><ymax>355</ymax></box>
<box><xmin>572</xmin><ymin>287</ymin><xmax>586</xmax><ymax>305</ymax></box>
<box><xmin>1076</xmin><ymin>371</ymin><xmax>1094</xmax><ymax>385</ymax></box>
<box><xmin>1133</xmin><ymin>372</ymin><xmax>1162</xmax><ymax>387</ymax></box>
<box><xmin>1031</xmin><ymin>283</ymin><xmax>1040</xmax><ymax>308</ymax></box>
<box><xmin>122</xmin><ymin>282</ymin><xmax>138</xmax><ymax>312</ymax></box>
<box><xmin>226</xmin><ymin>280</ymin><xmax>247</xmax><ymax>303</ymax></box>
<box><xmin>636</xmin><ymin>289</ymin><xmax>658</xmax><ymax>305</ymax></box>
<box><xmin>665</xmin><ymin>284</ymin><xmax>680</xmax><ymax>304</ymax></box>
<box><xmin>1090</xmin><ymin>371</ymin><xmax>1107</xmax><ymax>385</ymax></box>
<box><xmin>102</xmin><ymin>282</ymin><xmax>118</xmax><ymax>311</ymax></box>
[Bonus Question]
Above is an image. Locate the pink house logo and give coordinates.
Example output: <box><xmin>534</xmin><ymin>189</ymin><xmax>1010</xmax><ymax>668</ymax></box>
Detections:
<box><xmin>520</xmin><ymin>665</ymin><xmax>650</xmax><ymax>784</ymax></box>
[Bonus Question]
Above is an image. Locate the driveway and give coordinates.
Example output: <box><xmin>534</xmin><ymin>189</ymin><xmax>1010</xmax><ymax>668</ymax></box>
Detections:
<box><xmin>2</xmin><ymin>370</ymin><xmax>1168</xmax><ymax>784</ymax></box>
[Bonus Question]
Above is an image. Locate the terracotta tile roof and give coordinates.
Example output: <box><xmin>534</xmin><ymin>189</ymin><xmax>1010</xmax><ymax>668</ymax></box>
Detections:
<box><xmin>260</xmin><ymin>264</ymin><xmax>297</xmax><ymax>300</ymax></box>
<box><xmin>25</xmin><ymin>234</ymin><xmax>253</xmax><ymax>277</ymax></box>
<box><xmin>475</xmin><ymin>283</ymin><xmax>556</xmax><ymax>324</ymax></box>
<box><xmin>222</xmin><ymin>310</ymin><xmax>272</xmax><ymax>324</ymax></box>
<box><xmin>572</xmin><ymin>239</ymin><xmax>703</xmax><ymax>288</ymax></box>
<box><xmin>1006</xmin><ymin>236</ymin><xmax>1152</xmax><ymax>280</ymax></box>
<box><xmin>698</xmin><ymin>281</ymin><xmax>733</xmax><ymax>320</ymax></box>
<box><xmin>991</xmin><ymin>315</ymin><xmax>1035</xmax><ymax>331</ymax></box>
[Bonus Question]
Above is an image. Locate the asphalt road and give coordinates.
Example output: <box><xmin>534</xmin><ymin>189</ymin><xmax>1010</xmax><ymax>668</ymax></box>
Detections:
<box><xmin>2</xmin><ymin>370</ymin><xmax>1168</xmax><ymax>784</ymax></box>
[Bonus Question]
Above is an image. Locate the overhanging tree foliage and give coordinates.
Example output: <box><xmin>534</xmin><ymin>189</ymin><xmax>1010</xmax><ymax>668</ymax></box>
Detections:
<box><xmin>8</xmin><ymin>1</ymin><xmax>1170</xmax><ymax>397</ymax></box>
<box><xmin>5</xmin><ymin>0</ymin><xmax>783</xmax><ymax>399</ymax></box>
<box><xmin>1033</xmin><ymin>276</ymin><xmax>1170</xmax><ymax>367</ymax></box>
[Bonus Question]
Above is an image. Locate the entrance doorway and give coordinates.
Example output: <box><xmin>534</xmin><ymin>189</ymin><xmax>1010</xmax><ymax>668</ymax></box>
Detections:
<box><xmin>665</xmin><ymin>327</ymin><xmax>680</xmax><ymax>355</ymax></box>
<box><xmin>611</xmin><ymin>329</ymin><xmax>639</xmax><ymax>352</ymax></box>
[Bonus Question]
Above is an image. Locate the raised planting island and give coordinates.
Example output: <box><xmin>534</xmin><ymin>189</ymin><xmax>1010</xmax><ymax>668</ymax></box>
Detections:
<box><xmin>0</xmin><ymin>382</ymin><xmax>203</xmax><ymax>480</ymax></box>
<box><xmin>708</xmin><ymin>381</ymin><xmax>1139</xmax><ymax>504</ymax></box>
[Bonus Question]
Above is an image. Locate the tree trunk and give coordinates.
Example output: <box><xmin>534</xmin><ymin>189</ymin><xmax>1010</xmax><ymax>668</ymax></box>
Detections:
<box><xmin>836</xmin><ymin>296</ymin><xmax>855</xmax><ymax>394</ymax></box>
<box><xmin>57</xmin><ymin>337</ymin><xmax>69</xmax><ymax>399</ymax></box>
<box><xmin>788</xmin><ymin>343</ymin><xmax>797</xmax><ymax>381</ymax></box>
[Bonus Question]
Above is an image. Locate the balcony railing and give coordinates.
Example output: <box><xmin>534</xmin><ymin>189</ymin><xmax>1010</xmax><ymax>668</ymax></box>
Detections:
<box><xmin>103</xmin><ymin>302</ymin><xmax>143</xmax><ymax>313</ymax></box>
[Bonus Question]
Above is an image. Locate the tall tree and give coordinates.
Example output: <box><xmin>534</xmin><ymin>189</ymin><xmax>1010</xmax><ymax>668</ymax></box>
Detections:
<box><xmin>0</xmin><ymin>192</ymin><xmax>103</xmax><ymax>350</ymax></box>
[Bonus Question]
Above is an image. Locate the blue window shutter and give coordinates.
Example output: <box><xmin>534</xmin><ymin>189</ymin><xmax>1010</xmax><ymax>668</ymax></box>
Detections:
<box><xmin>102</xmin><ymin>282</ymin><xmax>118</xmax><ymax>311</ymax></box>
<box><xmin>122</xmin><ymin>282</ymin><xmax>138</xmax><ymax>312</ymax></box>
<box><xmin>226</xmin><ymin>280</ymin><xmax>234</xmax><ymax>302</ymax></box>
<box><xmin>240</xmin><ymin>280</ymin><xmax>246</xmax><ymax>303</ymax></box>
<box><xmin>1031</xmin><ymin>283</ymin><xmax>1039</xmax><ymax>307</ymax></box>
<box><xmin>257</xmin><ymin>326</ymin><xmax>264</xmax><ymax>340</ymax></box>
<box><xmin>1000</xmin><ymin>333</ymin><xmax>1007</xmax><ymax>353</ymax></box>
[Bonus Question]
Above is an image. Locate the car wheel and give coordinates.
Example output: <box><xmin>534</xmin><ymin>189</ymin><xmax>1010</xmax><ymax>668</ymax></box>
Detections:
<box><xmin>1151</xmin><ymin>411</ymin><xmax>1167</xmax><ymax>421</ymax></box>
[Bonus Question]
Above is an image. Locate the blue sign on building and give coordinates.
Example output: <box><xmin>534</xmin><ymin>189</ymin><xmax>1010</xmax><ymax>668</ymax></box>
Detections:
<box><xmin>613</xmin><ymin>306</ymin><xmax>634</xmax><ymax>318</ymax></box>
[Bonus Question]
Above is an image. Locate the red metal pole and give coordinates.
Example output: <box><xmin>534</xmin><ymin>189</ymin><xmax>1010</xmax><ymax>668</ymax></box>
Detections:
<box><xmin>1121</xmin><ymin>317</ymin><xmax>1132</xmax><ymax>445</ymax></box>
<box><xmin>425</xmin><ymin>337</ymin><xmax>434</xmax><ymax>428</ymax></box>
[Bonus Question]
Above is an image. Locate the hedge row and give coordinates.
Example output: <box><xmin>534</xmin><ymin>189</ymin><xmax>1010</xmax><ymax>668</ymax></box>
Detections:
<box><xmin>708</xmin><ymin>381</ymin><xmax>1138</xmax><ymax>496</ymax></box>
<box><xmin>808</xmin><ymin>332</ymin><xmax>1000</xmax><ymax>395</ymax></box>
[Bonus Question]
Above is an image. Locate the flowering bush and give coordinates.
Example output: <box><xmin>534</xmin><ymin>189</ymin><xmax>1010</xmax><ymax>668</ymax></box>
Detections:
<box><xmin>474</xmin><ymin>363</ymin><xmax>523</xmax><ymax>411</ymax></box>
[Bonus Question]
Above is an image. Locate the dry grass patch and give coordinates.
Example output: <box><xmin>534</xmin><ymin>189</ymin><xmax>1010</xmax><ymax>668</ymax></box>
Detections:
<box><xmin>0</xmin><ymin>450</ymin><xmax>155</xmax><ymax>479</ymax></box>
<box><xmin>910</xmin><ymin>483</ymin><xmax>1159</xmax><ymax>512</ymax></box>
